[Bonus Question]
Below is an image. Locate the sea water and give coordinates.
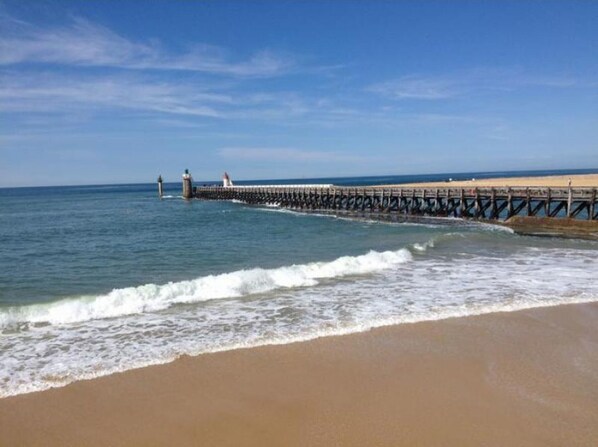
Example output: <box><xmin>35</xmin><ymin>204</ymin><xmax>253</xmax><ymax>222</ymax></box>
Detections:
<box><xmin>1</xmin><ymin>172</ymin><xmax>597</xmax><ymax>397</ymax></box>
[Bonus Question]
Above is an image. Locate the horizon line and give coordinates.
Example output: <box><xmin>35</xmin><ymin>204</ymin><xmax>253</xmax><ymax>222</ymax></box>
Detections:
<box><xmin>1</xmin><ymin>167</ymin><xmax>597</xmax><ymax>190</ymax></box>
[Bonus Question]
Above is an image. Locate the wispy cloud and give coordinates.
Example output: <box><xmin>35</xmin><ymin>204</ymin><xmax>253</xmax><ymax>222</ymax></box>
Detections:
<box><xmin>0</xmin><ymin>71</ymin><xmax>377</xmax><ymax>130</ymax></box>
<box><xmin>0</xmin><ymin>72</ymin><xmax>230</xmax><ymax>117</ymax></box>
<box><xmin>0</xmin><ymin>14</ymin><xmax>294</xmax><ymax>77</ymax></box>
<box><xmin>0</xmin><ymin>69</ymin><xmax>506</xmax><ymax>134</ymax></box>
<box><xmin>368</xmin><ymin>68</ymin><xmax>591</xmax><ymax>100</ymax></box>
<box><xmin>367</xmin><ymin>76</ymin><xmax>457</xmax><ymax>100</ymax></box>
<box><xmin>218</xmin><ymin>147</ymin><xmax>367</xmax><ymax>163</ymax></box>
<box><xmin>0</xmin><ymin>12</ymin><xmax>354</xmax><ymax>126</ymax></box>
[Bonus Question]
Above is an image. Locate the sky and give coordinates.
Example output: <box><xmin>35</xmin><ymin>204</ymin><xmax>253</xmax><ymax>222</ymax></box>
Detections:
<box><xmin>1</xmin><ymin>0</ymin><xmax>597</xmax><ymax>187</ymax></box>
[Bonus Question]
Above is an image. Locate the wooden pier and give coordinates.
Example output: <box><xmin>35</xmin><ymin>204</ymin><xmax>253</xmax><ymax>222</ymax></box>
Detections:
<box><xmin>195</xmin><ymin>185</ymin><xmax>598</xmax><ymax>221</ymax></box>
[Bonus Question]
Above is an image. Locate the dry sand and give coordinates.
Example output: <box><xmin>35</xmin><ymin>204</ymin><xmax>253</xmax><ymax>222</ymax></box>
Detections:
<box><xmin>2</xmin><ymin>303</ymin><xmax>598</xmax><ymax>446</ymax></box>
<box><xmin>385</xmin><ymin>173</ymin><xmax>598</xmax><ymax>188</ymax></box>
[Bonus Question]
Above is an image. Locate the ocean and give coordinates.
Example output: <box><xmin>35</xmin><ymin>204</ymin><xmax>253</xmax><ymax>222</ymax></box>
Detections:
<box><xmin>1</xmin><ymin>169</ymin><xmax>597</xmax><ymax>397</ymax></box>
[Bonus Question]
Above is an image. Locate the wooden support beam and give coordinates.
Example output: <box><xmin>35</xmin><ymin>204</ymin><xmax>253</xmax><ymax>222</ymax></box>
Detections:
<box><xmin>490</xmin><ymin>188</ymin><xmax>498</xmax><ymax>219</ymax></box>
<box><xmin>512</xmin><ymin>199</ymin><xmax>527</xmax><ymax>216</ymax></box>
<box><xmin>530</xmin><ymin>200</ymin><xmax>544</xmax><ymax>217</ymax></box>
<box><xmin>570</xmin><ymin>201</ymin><xmax>587</xmax><ymax>219</ymax></box>
<box><xmin>550</xmin><ymin>201</ymin><xmax>565</xmax><ymax>217</ymax></box>
<box><xmin>507</xmin><ymin>189</ymin><xmax>513</xmax><ymax>219</ymax></box>
<box><xmin>567</xmin><ymin>185</ymin><xmax>573</xmax><ymax>218</ymax></box>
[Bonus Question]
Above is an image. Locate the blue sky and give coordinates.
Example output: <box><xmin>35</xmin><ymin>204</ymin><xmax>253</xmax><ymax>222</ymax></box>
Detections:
<box><xmin>1</xmin><ymin>0</ymin><xmax>597</xmax><ymax>186</ymax></box>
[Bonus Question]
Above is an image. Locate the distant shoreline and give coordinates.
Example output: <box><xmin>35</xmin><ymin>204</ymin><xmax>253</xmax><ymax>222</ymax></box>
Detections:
<box><xmin>386</xmin><ymin>173</ymin><xmax>598</xmax><ymax>188</ymax></box>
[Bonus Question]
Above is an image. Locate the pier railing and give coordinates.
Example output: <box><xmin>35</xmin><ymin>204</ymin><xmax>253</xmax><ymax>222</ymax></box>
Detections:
<box><xmin>194</xmin><ymin>186</ymin><xmax>598</xmax><ymax>221</ymax></box>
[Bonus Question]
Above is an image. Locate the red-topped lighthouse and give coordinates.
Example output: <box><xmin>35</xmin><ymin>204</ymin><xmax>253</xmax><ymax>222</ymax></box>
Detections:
<box><xmin>222</xmin><ymin>172</ymin><xmax>234</xmax><ymax>187</ymax></box>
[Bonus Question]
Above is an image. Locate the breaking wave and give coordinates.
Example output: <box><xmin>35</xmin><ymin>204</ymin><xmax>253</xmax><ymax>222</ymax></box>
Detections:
<box><xmin>0</xmin><ymin>248</ymin><xmax>413</xmax><ymax>330</ymax></box>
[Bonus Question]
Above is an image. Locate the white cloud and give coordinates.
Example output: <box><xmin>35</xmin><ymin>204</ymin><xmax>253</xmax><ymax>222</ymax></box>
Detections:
<box><xmin>368</xmin><ymin>69</ymin><xmax>590</xmax><ymax>101</ymax></box>
<box><xmin>0</xmin><ymin>15</ymin><xmax>294</xmax><ymax>77</ymax></box>
<box><xmin>367</xmin><ymin>76</ymin><xmax>457</xmax><ymax>100</ymax></box>
<box><xmin>0</xmin><ymin>71</ymin><xmax>375</xmax><ymax>129</ymax></box>
<box><xmin>0</xmin><ymin>70</ymin><xmax>501</xmax><ymax>133</ymax></box>
<box><xmin>0</xmin><ymin>72</ymin><xmax>229</xmax><ymax>117</ymax></box>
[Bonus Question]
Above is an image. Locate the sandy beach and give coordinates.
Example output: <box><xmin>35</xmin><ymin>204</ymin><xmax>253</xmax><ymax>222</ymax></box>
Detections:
<box><xmin>1</xmin><ymin>302</ymin><xmax>597</xmax><ymax>446</ymax></box>
<box><xmin>3</xmin><ymin>1</ymin><xmax>597</xmax><ymax>446</ymax></box>
<box><xmin>389</xmin><ymin>173</ymin><xmax>598</xmax><ymax>188</ymax></box>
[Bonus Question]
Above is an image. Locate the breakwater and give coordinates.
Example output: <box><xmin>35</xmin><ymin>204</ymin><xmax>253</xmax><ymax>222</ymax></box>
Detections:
<box><xmin>195</xmin><ymin>185</ymin><xmax>597</xmax><ymax>220</ymax></box>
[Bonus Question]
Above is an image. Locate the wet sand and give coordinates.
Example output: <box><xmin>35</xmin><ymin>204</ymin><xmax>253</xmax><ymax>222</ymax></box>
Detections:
<box><xmin>385</xmin><ymin>173</ymin><xmax>598</xmax><ymax>188</ymax></box>
<box><xmin>1</xmin><ymin>302</ymin><xmax>598</xmax><ymax>446</ymax></box>
<box><xmin>504</xmin><ymin>216</ymin><xmax>598</xmax><ymax>240</ymax></box>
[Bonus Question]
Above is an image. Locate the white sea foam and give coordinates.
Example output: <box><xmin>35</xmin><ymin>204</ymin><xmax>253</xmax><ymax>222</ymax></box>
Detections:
<box><xmin>1</xmin><ymin>243</ymin><xmax>596</xmax><ymax>399</ymax></box>
<box><xmin>4</xmin><ymin>295</ymin><xmax>598</xmax><ymax>399</ymax></box>
<box><xmin>412</xmin><ymin>240</ymin><xmax>435</xmax><ymax>251</ymax></box>
<box><xmin>470</xmin><ymin>221</ymin><xmax>515</xmax><ymax>233</ymax></box>
<box><xmin>0</xmin><ymin>248</ymin><xmax>413</xmax><ymax>329</ymax></box>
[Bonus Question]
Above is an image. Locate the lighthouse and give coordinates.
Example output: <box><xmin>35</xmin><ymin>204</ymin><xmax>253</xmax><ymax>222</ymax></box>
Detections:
<box><xmin>222</xmin><ymin>172</ymin><xmax>234</xmax><ymax>187</ymax></box>
<box><xmin>157</xmin><ymin>174</ymin><xmax>163</xmax><ymax>198</ymax></box>
<box><xmin>182</xmin><ymin>169</ymin><xmax>193</xmax><ymax>199</ymax></box>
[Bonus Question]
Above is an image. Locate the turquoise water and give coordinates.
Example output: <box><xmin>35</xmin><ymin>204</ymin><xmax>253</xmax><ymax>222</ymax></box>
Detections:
<box><xmin>1</xmin><ymin>174</ymin><xmax>597</xmax><ymax>397</ymax></box>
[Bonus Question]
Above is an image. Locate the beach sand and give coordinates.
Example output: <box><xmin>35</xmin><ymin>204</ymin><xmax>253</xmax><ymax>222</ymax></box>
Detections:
<box><xmin>385</xmin><ymin>173</ymin><xmax>598</xmax><ymax>188</ymax></box>
<box><xmin>1</xmin><ymin>303</ymin><xmax>598</xmax><ymax>446</ymax></box>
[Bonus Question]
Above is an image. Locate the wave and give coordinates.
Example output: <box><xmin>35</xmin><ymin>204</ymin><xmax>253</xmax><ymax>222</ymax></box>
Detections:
<box><xmin>412</xmin><ymin>230</ymin><xmax>475</xmax><ymax>252</ymax></box>
<box><xmin>0</xmin><ymin>248</ymin><xmax>413</xmax><ymax>330</ymax></box>
<box><xmin>2</xmin><ymin>241</ymin><xmax>596</xmax><ymax>398</ymax></box>
<box><xmin>469</xmin><ymin>221</ymin><xmax>514</xmax><ymax>233</ymax></box>
<box><xmin>3</xmin><ymin>294</ymin><xmax>597</xmax><ymax>399</ymax></box>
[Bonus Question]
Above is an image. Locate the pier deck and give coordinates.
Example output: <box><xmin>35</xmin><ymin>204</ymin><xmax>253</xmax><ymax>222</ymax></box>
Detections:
<box><xmin>195</xmin><ymin>185</ymin><xmax>598</xmax><ymax>221</ymax></box>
